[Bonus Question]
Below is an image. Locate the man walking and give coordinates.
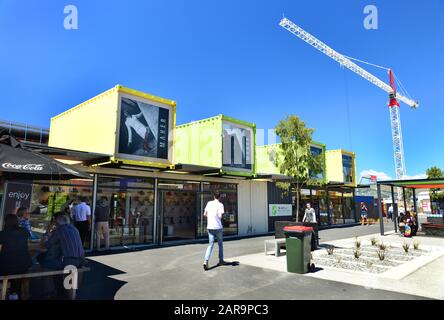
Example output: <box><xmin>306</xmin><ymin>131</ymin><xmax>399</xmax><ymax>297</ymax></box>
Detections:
<box><xmin>203</xmin><ymin>192</ymin><xmax>227</xmax><ymax>271</ymax></box>
<box><xmin>71</xmin><ymin>196</ymin><xmax>91</xmax><ymax>246</ymax></box>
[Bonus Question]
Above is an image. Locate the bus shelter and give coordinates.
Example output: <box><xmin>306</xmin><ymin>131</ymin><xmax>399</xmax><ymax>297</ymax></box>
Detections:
<box><xmin>376</xmin><ymin>178</ymin><xmax>444</xmax><ymax>235</ymax></box>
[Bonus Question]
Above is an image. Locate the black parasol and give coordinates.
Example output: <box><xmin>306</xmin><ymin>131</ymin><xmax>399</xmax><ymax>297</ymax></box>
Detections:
<box><xmin>0</xmin><ymin>130</ymin><xmax>91</xmax><ymax>180</ymax></box>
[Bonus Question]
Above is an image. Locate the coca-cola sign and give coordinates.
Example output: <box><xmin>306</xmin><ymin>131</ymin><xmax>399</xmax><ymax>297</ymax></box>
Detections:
<box><xmin>2</xmin><ymin>162</ymin><xmax>44</xmax><ymax>171</ymax></box>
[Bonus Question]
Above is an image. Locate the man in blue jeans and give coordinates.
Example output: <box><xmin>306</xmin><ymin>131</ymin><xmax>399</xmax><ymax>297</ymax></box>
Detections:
<box><xmin>203</xmin><ymin>192</ymin><xmax>227</xmax><ymax>271</ymax></box>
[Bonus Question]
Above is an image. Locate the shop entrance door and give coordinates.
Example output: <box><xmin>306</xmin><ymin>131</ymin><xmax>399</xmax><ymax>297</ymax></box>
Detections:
<box><xmin>159</xmin><ymin>190</ymin><xmax>197</xmax><ymax>243</ymax></box>
<box><xmin>196</xmin><ymin>192</ymin><xmax>214</xmax><ymax>238</ymax></box>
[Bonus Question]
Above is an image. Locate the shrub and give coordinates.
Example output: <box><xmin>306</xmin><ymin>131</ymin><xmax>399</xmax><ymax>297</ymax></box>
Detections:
<box><xmin>354</xmin><ymin>249</ymin><xmax>361</xmax><ymax>259</ymax></box>
<box><xmin>378</xmin><ymin>242</ymin><xmax>387</xmax><ymax>251</ymax></box>
<box><xmin>403</xmin><ymin>242</ymin><xmax>410</xmax><ymax>253</ymax></box>
<box><xmin>327</xmin><ymin>246</ymin><xmax>335</xmax><ymax>255</ymax></box>
<box><xmin>370</xmin><ymin>237</ymin><xmax>378</xmax><ymax>246</ymax></box>
<box><xmin>355</xmin><ymin>238</ymin><xmax>361</xmax><ymax>249</ymax></box>
<box><xmin>413</xmin><ymin>240</ymin><xmax>420</xmax><ymax>250</ymax></box>
<box><xmin>377</xmin><ymin>250</ymin><xmax>385</xmax><ymax>261</ymax></box>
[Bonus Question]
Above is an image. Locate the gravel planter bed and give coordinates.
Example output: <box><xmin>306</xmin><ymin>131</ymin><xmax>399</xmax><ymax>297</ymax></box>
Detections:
<box><xmin>339</xmin><ymin>249</ymin><xmax>416</xmax><ymax>262</ymax></box>
<box><xmin>313</xmin><ymin>257</ymin><xmax>388</xmax><ymax>274</ymax></box>
<box><xmin>316</xmin><ymin>254</ymin><xmax>401</xmax><ymax>267</ymax></box>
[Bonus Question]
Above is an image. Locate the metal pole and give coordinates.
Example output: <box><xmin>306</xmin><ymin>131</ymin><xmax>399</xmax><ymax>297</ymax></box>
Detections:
<box><xmin>89</xmin><ymin>174</ymin><xmax>98</xmax><ymax>251</ymax></box>
<box><xmin>391</xmin><ymin>185</ymin><xmax>398</xmax><ymax>233</ymax></box>
<box><xmin>412</xmin><ymin>188</ymin><xmax>417</xmax><ymax>213</ymax></box>
<box><xmin>0</xmin><ymin>181</ymin><xmax>8</xmax><ymax>231</ymax></box>
<box><xmin>403</xmin><ymin>187</ymin><xmax>407</xmax><ymax>212</ymax></box>
<box><xmin>377</xmin><ymin>183</ymin><xmax>384</xmax><ymax>236</ymax></box>
<box><xmin>153</xmin><ymin>178</ymin><xmax>158</xmax><ymax>245</ymax></box>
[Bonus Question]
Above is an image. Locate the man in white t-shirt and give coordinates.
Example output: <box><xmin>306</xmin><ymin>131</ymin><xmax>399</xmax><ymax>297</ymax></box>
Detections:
<box><xmin>203</xmin><ymin>192</ymin><xmax>227</xmax><ymax>271</ymax></box>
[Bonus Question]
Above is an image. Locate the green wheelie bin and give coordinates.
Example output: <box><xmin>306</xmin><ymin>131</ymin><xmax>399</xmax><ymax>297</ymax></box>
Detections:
<box><xmin>283</xmin><ymin>226</ymin><xmax>314</xmax><ymax>274</ymax></box>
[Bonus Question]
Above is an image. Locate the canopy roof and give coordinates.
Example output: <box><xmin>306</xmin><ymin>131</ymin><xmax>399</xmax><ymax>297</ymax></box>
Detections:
<box><xmin>377</xmin><ymin>178</ymin><xmax>444</xmax><ymax>189</ymax></box>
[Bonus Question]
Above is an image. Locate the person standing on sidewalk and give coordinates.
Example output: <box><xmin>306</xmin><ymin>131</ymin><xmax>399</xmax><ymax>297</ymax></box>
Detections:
<box><xmin>360</xmin><ymin>202</ymin><xmax>369</xmax><ymax>226</ymax></box>
<box><xmin>71</xmin><ymin>196</ymin><xmax>91</xmax><ymax>246</ymax></box>
<box><xmin>302</xmin><ymin>203</ymin><xmax>317</xmax><ymax>223</ymax></box>
<box><xmin>95</xmin><ymin>196</ymin><xmax>110</xmax><ymax>251</ymax></box>
<box><xmin>203</xmin><ymin>192</ymin><xmax>227</xmax><ymax>271</ymax></box>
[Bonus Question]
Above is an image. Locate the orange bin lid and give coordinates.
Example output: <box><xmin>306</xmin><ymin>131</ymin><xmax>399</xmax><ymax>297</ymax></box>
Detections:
<box><xmin>283</xmin><ymin>226</ymin><xmax>313</xmax><ymax>232</ymax></box>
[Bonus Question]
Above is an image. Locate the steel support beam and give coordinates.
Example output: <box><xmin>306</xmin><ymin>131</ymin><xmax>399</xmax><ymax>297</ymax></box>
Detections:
<box><xmin>377</xmin><ymin>184</ymin><xmax>384</xmax><ymax>236</ymax></box>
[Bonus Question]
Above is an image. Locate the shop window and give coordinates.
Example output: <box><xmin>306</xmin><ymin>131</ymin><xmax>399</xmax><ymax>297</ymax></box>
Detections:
<box><xmin>342</xmin><ymin>193</ymin><xmax>355</xmax><ymax>223</ymax></box>
<box><xmin>98</xmin><ymin>176</ymin><xmax>155</xmax><ymax>247</ymax></box>
<box><xmin>342</xmin><ymin>155</ymin><xmax>354</xmax><ymax>183</ymax></box>
<box><xmin>199</xmin><ymin>182</ymin><xmax>238</xmax><ymax>237</ymax></box>
<box><xmin>310</xmin><ymin>146</ymin><xmax>324</xmax><ymax>180</ymax></box>
<box><xmin>0</xmin><ymin>180</ymin><xmax>94</xmax><ymax>251</ymax></box>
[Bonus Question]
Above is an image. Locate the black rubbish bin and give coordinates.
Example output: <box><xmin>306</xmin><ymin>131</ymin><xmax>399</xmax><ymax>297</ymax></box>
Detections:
<box><xmin>283</xmin><ymin>226</ymin><xmax>314</xmax><ymax>274</ymax></box>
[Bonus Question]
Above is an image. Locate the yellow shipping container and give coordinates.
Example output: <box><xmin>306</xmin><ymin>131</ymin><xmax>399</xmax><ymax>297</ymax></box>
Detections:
<box><xmin>326</xmin><ymin>149</ymin><xmax>357</xmax><ymax>187</ymax></box>
<box><xmin>49</xmin><ymin>85</ymin><xmax>176</xmax><ymax>169</ymax></box>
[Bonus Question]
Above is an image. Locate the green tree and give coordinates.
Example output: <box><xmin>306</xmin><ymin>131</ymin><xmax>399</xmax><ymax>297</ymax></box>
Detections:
<box><xmin>274</xmin><ymin>115</ymin><xmax>323</xmax><ymax>222</ymax></box>
<box><xmin>426</xmin><ymin>166</ymin><xmax>444</xmax><ymax>200</ymax></box>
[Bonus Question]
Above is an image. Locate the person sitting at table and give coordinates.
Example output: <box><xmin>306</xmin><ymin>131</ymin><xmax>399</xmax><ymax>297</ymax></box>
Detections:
<box><xmin>407</xmin><ymin>212</ymin><xmax>418</xmax><ymax>236</ymax></box>
<box><xmin>0</xmin><ymin>214</ymin><xmax>33</xmax><ymax>299</ymax></box>
<box><xmin>398</xmin><ymin>212</ymin><xmax>407</xmax><ymax>236</ymax></box>
<box><xmin>16</xmin><ymin>207</ymin><xmax>38</xmax><ymax>240</ymax></box>
<box><xmin>37</xmin><ymin>213</ymin><xmax>85</xmax><ymax>270</ymax></box>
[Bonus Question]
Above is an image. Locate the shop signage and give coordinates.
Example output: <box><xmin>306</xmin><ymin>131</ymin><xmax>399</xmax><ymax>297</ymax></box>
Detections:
<box><xmin>118</xmin><ymin>97</ymin><xmax>170</xmax><ymax>160</ymax></box>
<box><xmin>3</xmin><ymin>182</ymin><xmax>33</xmax><ymax>216</ymax></box>
<box><xmin>2</xmin><ymin>163</ymin><xmax>44</xmax><ymax>171</ymax></box>
<box><xmin>269</xmin><ymin>204</ymin><xmax>292</xmax><ymax>217</ymax></box>
<box><xmin>222</xmin><ymin>122</ymin><xmax>253</xmax><ymax>170</ymax></box>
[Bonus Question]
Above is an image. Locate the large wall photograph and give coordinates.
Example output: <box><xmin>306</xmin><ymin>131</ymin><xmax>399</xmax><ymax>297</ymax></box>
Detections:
<box><xmin>222</xmin><ymin>122</ymin><xmax>253</xmax><ymax>170</ymax></box>
<box><xmin>118</xmin><ymin>97</ymin><xmax>170</xmax><ymax>160</ymax></box>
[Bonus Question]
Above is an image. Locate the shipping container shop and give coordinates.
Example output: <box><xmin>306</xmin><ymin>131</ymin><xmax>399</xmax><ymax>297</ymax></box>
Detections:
<box><xmin>0</xmin><ymin>85</ymin><xmax>269</xmax><ymax>251</ymax></box>
<box><xmin>256</xmin><ymin>144</ymin><xmax>360</xmax><ymax>230</ymax></box>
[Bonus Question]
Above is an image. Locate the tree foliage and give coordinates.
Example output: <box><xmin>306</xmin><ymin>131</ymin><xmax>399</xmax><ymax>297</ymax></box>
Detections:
<box><xmin>273</xmin><ymin>115</ymin><xmax>323</xmax><ymax>221</ymax></box>
<box><xmin>426</xmin><ymin>166</ymin><xmax>444</xmax><ymax>200</ymax></box>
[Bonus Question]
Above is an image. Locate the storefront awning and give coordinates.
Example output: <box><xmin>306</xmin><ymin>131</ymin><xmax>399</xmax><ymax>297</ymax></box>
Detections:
<box><xmin>376</xmin><ymin>178</ymin><xmax>444</xmax><ymax>189</ymax></box>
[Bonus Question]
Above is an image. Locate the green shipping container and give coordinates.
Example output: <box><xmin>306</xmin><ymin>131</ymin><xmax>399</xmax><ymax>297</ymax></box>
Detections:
<box><xmin>175</xmin><ymin>115</ymin><xmax>256</xmax><ymax>177</ymax></box>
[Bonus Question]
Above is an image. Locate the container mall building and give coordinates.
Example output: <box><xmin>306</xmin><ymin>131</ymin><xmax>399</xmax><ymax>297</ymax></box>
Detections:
<box><xmin>0</xmin><ymin>85</ymin><xmax>360</xmax><ymax>250</ymax></box>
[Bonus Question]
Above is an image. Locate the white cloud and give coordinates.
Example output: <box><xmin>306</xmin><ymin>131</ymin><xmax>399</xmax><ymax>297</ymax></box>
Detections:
<box><xmin>359</xmin><ymin>169</ymin><xmax>427</xmax><ymax>182</ymax></box>
<box><xmin>359</xmin><ymin>169</ymin><xmax>393</xmax><ymax>181</ymax></box>
<box><xmin>403</xmin><ymin>173</ymin><xmax>427</xmax><ymax>180</ymax></box>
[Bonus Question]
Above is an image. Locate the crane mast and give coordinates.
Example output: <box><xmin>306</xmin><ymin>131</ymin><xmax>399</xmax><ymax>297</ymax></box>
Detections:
<box><xmin>279</xmin><ymin>17</ymin><xmax>419</xmax><ymax>180</ymax></box>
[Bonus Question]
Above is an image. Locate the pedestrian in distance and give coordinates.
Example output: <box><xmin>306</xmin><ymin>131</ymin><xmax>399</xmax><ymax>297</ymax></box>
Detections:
<box><xmin>203</xmin><ymin>192</ymin><xmax>228</xmax><ymax>271</ymax></box>
<box><xmin>71</xmin><ymin>196</ymin><xmax>91</xmax><ymax>246</ymax></box>
<box><xmin>388</xmin><ymin>204</ymin><xmax>394</xmax><ymax>222</ymax></box>
<box><xmin>360</xmin><ymin>202</ymin><xmax>369</xmax><ymax>226</ymax></box>
<box><xmin>302</xmin><ymin>203</ymin><xmax>317</xmax><ymax>223</ymax></box>
<box><xmin>95</xmin><ymin>196</ymin><xmax>111</xmax><ymax>251</ymax></box>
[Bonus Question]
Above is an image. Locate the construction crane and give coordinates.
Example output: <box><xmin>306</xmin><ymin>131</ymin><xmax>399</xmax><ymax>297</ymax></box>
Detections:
<box><xmin>279</xmin><ymin>17</ymin><xmax>419</xmax><ymax>181</ymax></box>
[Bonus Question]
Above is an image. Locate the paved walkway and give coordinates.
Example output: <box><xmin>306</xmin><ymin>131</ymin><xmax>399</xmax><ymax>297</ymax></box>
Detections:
<box><xmin>78</xmin><ymin>224</ymin><xmax>428</xmax><ymax>300</ymax></box>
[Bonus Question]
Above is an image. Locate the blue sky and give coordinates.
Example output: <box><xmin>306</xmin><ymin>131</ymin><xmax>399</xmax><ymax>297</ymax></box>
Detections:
<box><xmin>0</xmin><ymin>0</ymin><xmax>443</xmax><ymax>179</ymax></box>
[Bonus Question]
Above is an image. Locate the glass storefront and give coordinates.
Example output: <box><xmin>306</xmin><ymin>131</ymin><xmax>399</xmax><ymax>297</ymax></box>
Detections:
<box><xmin>314</xmin><ymin>190</ymin><xmax>329</xmax><ymax>226</ymax></box>
<box><xmin>0</xmin><ymin>180</ymin><xmax>94</xmax><ymax>248</ymax></box>
<box><xmin>342</xmin><ymin>192</ymin><xmax>355</xmax><ymax>223</ymax></box>
<box><xmin>158</xmin><ymin>180</ymin><xmax>200</xmax><ymax>242</ymax></box>
<box><xmin>97</xmin><ymin>176</ymin><xmax>155</xmax><ymax>246</ymax></box>
<box><xmin>329</xmin><ymin>191</ymin><xmax>344</xmax><ymax>224</ymax></box>
<box><xmin>202</xmin><ymin>182</ymin><xmax>238</xmax><ymax>236</ymax></box>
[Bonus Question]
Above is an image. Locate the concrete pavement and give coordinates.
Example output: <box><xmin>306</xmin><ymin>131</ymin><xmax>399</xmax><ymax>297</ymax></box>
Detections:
<box><xmin>78</xmin><ymin>224</ymin><xmax>427</xmax><ymax>300</ymax></box>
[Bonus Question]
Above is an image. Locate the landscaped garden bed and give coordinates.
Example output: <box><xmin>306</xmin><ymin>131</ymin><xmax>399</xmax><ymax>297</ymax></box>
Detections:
<box><xmin>312</xmin><ymin>239</ymin><xmax>429</xmax><ymax>274</ymax></box>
